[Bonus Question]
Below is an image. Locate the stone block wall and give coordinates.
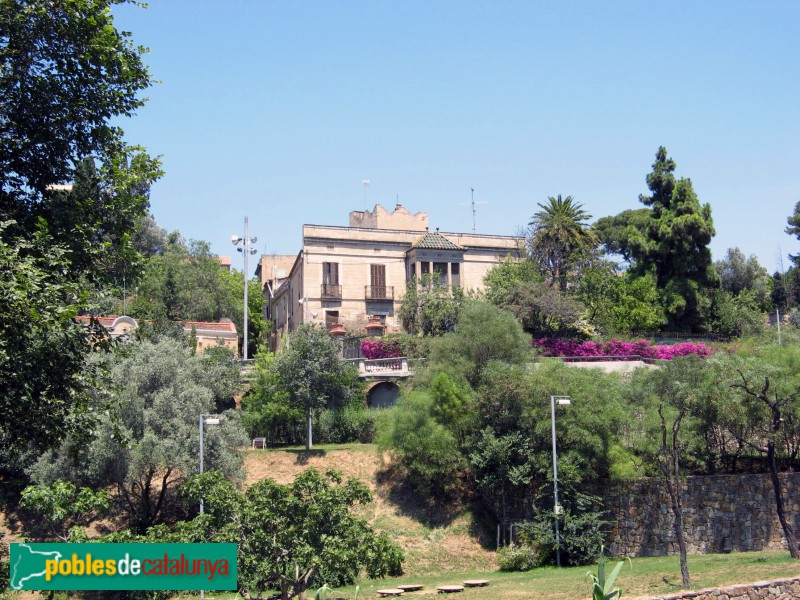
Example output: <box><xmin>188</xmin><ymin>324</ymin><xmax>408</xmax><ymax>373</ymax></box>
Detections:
<box><xmin>630</xmin><ymin>576</ymin><xmax>800</xmax><ymax>600</ymax></box>
<box><xmin>604</xmin><ymin>473</ymin><xmax>800</xmax><ymax>557</ymax></box>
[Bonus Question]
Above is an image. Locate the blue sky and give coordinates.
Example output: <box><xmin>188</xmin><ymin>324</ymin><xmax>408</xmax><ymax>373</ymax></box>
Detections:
<box><xmin>112</xmin><ymin>1</ymin><xmax>800</xmax><ymax>274</ymax></box>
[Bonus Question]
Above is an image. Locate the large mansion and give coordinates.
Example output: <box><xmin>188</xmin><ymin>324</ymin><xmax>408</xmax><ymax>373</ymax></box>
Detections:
<box><xmin>258</xmin><ymin>204</ymin><xmax>521</xmax><ymax>349</ymax></box>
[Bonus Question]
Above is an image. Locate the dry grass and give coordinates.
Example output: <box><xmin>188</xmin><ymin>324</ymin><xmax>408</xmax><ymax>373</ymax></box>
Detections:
<box><xmin>244</xmin><ymin>444</ymin><xmax>497</xmax><ymax>576</ymax></box>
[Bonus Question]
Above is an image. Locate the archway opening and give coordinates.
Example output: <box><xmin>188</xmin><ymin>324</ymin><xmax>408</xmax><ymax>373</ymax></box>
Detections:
<box><xmin>366</xmin><ymin>381</ymin><xmax>400</xmax><ymax>409</ymax></box>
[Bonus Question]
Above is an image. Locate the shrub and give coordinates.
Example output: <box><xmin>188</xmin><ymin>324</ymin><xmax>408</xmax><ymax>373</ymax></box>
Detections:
<box><xmin>376</xmin><ymin>391</ymin><xmax>464</xmax><ymax>498</ymax></box>
<box><xmin>518</xmin><ymin>490</ymin><xmax>610</xmax><ymax>567</ymax></box>
<box><xmin>497</xmin><ymin>543</ymin><xmax>540</xmax><ymax>572</ymax></box>
<box><xmin>318</xmin><ymin>405</ymin><xmax>377</xmax><ymax>443</ymax></box>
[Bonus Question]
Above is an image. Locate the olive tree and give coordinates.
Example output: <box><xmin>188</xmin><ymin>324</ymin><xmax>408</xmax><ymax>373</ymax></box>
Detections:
<box><xmin>30</xmin><ymin>339</ymin><xmax>248</xmax><ymax>533</ymax></box>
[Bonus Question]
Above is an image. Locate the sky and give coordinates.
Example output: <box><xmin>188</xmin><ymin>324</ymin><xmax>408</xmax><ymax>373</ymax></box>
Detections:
<box><xmin>111</xmin><ymin>1</ymin><xmax>800</xmax><ymax>274</ymax></box>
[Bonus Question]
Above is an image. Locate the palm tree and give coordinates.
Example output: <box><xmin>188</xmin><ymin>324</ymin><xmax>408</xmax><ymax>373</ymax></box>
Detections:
<box><xmin>528</xmin><ymin>195</ymin><xmax>598</xmax><ymax>291</ymax></box>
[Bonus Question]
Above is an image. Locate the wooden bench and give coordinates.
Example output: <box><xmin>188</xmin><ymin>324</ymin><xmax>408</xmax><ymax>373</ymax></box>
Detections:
<box><xmin>376</xmin><ymin>589</ymin><xmax>405</xmax><ymax>597</ymax></box>
<box><xmin>463</xmin><ymin>580</ymin><xmax>489</xmax><ymax>587</ymax></box>
<box><xmin>252</xmin><ymin>437</ymin><xmax>267</xmax><ymax>449</ymax></box>
<box><xmin>397</xmin><ymin>584</ymin><xmax>424</xmax><ymax>592</ymax></box>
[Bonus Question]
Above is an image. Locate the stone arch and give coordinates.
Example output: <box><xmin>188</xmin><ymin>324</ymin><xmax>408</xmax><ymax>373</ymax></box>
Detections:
<box><xmin>365</xmin><ymin>380</ymin><xmax>401</xmax><ymax>409</ymax></box>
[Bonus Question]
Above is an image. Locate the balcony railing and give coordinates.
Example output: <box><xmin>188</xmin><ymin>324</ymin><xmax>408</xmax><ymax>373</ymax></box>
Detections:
<box><xmin>365</xmin><ymin>285</ymin><xmax>394</xmax><ymax>301</ymax></box>
<box><xmin>321</xmin><ymin>283</ymin><xmax>342</xmax><ymax>299</ymax></box>
<box><xmin>345</xmin><ymin>357</ymin><xmax>425</xmax><ymax>378</ymax></box>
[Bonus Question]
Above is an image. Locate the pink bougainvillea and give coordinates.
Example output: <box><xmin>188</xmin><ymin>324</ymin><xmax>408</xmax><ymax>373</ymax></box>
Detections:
<box><xmin>361</xmin><ymin>337</ymin><xmax>404</xmax><ymax>359</ymax></box>
<box><xmin>533</xmin><ymin>338</ymin><xmax>715</xmax><ymax>361</ymax></box>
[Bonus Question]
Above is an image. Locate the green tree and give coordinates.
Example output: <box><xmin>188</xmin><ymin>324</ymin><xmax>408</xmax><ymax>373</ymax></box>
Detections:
<box><xmin>376</xmin><ymin>391</ymin><xmax>465</xmax><ymax>499</ymax></box>
<box><xmin>469</xmin><ymin>429</ymin><xmax>534</xmax><ymax>541</ymax></box>
<box><xmin>274</xmin><ymin>324</ymin><xmax>359</xmax><ymax>449</ymax></box>
<box><xmin>630</xmin><ymin>147</ymin><xmax>717</xmax><ymax>331</ymax></box>
<box><xmin>629</xmin><ymin>358</ymin><xmax>709</xmax><ymax>586</ymax></box>
<box><xmin>708</xmin><ymin>289</ymin><xmax>765</xmax><ymax>339</ymax></box>
<box><xmin>129</xmin><ymin>236</ymin><xmax>266</xmax><ymax>353</ymax></box>
<box><xmin>717</xmin><ymin>351</ymin><xmax>800</xmax><ymax>559</ymax></box>
<box><xmin>0</xmin><ymin>224</ymin><xmax>101</xmax><ymax>473</ymax></box>
<box><xmin>184</xmin><ymin>469</ymin><xmax>403</xmax><ymax>599</ymax></box>
<box><xmin>30</xmin><ymin>339</ymin><xmax>248</xmax><ymax>533</ymax></box>
<box><xmin>785</xmin><ymin>201</ymin><xmax>800</xmax><ymax>267</ymax></box>
<box><xmin>483</xmin><ymin>255</ymin><xmax>543</xmax><ymax>307</ymax></box>
<box><xmin>527</xmin><ymin>195</ymin><xmax>599</xmax><ymax>291</ymax></box>
<box><xmin>427</xmin><ymin>301</ymin><xmax>530</xmax><ymax>386</ymax></box>
<box><xmin>398</xmin><ymin>273</ymin><xmax>465</xmax><ymax>335</ymax></box>
<box><xmin>715</xmin><ymin>247</ymin><xmax>771</xmax><ymax>309</ymax></box>
<box><xmin>0</xmin><ymin>0</ymin><xmax>160</xmax><ymax>467</ymax></box>
<box><xmin>592</xmin><ymin>208</ymin><xmax>651</xmax><ymax>265</ymax></box>
<box><xmin>0</xmin><ymin>0</ymin><xmax>152</xmax><ymax>210</ymax></box>
<box><xmin>501</xmin><ymin>281</ymin><xmax>587</xmax><ymax>337</ymax></box>
<box><xmin>574</xmin><ymin>265</ymin><xmax>664</xmax><ymax>335</ymax></box>
<box><xmin>19</xmin><ymin>480</ymin><xmax>109</xmax><ymax>542</ymax></box>
<box><xmin>242</xmin><ymin>352</ymin><xmax>305</xmax><ymax>445</ymax></box>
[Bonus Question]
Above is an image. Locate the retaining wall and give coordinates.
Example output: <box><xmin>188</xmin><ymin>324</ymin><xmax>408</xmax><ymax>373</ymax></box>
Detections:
<box><xmin>631</xmin><ymin>576</ymin><xmax>800</xmax><ymax>600</ymax></box>
<box><xmin>604</xmin><ymin>473</ymin><xmax>800</xmax><ymax>557</ymax></box>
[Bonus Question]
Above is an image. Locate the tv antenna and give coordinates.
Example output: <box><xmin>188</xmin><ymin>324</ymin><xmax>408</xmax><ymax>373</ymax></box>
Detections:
<box><xmin>459</xmin><ymin>188</ymin><xmax>487</xmax><ymax>233</ymax></box>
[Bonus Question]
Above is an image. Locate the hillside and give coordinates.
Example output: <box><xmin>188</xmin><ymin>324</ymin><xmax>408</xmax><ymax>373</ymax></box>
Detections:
<box><xmin>243</xmin><ymin>444</ymin><xmax>497</xmax><ymax>577</ymax></box>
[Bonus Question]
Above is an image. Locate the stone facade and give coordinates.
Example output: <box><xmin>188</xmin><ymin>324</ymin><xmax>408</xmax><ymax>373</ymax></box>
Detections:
<box><xmin>631</xmin><ymin>577</ymin><xmax>800</xmax><ymax>600</ymax></box>
<box><xmin>267</xmin><ymin>204</ymin><xmax>521</xmax><ymax>349</ymax></box>
<box><xmin>604</xmin><ymin>473</ymin><xmax>800</xmax><ymax>557</ymax></box>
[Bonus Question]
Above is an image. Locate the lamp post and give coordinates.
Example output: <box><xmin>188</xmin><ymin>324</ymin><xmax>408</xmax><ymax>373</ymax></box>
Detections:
<box><xmin>550</xmin><ymin>394</ymin><xmax>571</xmax><ymax>567</ymax></box>
<box><xmin>198</xmin><ymin>414</ymin><xmax>221</xmax><ymax>514</ymax></box>
<box><xmin>231</xmin><ymin>217</ymin><xmax>257</xmax><ymax>360</ymax></box>
<box><xmin>198</xmin><ymin>414</ymin><xmax>220</xmax><ymax>600</ymax></box>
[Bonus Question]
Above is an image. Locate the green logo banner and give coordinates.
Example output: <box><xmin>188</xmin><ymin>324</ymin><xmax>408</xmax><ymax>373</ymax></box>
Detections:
<box><xmin>9</xmin><ymin>543</ymin><xmax>237</xmax><ymax>591</ymax></box>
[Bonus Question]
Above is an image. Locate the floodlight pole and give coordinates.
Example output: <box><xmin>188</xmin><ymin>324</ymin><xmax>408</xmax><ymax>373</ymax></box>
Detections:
<box><xmin>232</xmin><ymin>217</ymin><xmax>258</xmax><ymax>360</ymax></box>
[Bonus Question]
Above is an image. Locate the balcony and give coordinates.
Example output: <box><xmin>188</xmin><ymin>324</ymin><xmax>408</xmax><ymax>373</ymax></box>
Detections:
<box><xmin>365</xmin><ymin>285</ymin><xmax>394</xmax><ymax>301</ymax></box>
<box><xmin>321</xmin><ymin>283</ymin><xmax>342</xmax><ymax>299</ymax></box>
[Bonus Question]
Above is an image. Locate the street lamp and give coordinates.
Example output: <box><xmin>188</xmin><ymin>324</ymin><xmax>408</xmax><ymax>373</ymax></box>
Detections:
<box><xmin>199</xmin><ymin>414</ymin><xmax>222</xmax><ymax>514</ymax></box>
<box><xmin>232</xmin><ymin>217</ymin><xmax>258</xmax><ymax>360</ymax></box>
<box><xmin>198</xmin><ymin>413</ymin><xmax>221</xmax><ymax>600</ymax></box>
<box><xmin>550</xmin><ymin>394</ymin><xmax>571</xmax><ymax>568</ymax></box>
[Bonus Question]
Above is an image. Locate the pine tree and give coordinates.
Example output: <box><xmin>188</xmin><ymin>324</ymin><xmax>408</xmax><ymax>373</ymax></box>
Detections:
<box><xmin>631</xmin><ymin>147</ymin><xmax>717</xmax><ymax>331</ymax></box>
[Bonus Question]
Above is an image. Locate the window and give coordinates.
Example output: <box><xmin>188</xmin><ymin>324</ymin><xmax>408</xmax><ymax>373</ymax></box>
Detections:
<box><xmin>323</xmin><ymin>262</ymin><xmax>339</xmax><ymax>285</ymax></box>
<box><xmin>371</xmin><ymin>264</ymin><xmax>386</xmax><ymax>292</ymax></box>
<box><xmin>325</xmin><ymin>310</ymin><xmax>340</xmax><ymax>330</ymax></box>
<box><xmin>451</xmin><ymin>262</ymin><xmax>460</xmax><ymax>287</ymax></box>
<box><xmin>322</xmin><ymin>262</ymin><xmax>342</xmax><ymax>298</ymax></box>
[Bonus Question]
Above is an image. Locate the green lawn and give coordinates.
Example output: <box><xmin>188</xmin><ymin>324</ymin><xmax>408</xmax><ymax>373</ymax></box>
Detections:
<box><xmin>189</xmin><ymin>549</ymin><xmax>800</xmax><ymax>600</ymax></box>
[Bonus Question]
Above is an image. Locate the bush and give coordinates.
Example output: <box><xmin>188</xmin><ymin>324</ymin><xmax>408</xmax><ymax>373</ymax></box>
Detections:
<box><xmin>318</xmin><ymin>405</ymin><xmax>377</xmax><ymax>443</ymax></box>
<box><xmin>497</xmin><ymin>543</ymin><xmax>540</xmax><ymax>572</ymax></box>
<box><xmin>517</xmin><ymin>491</ymin><xmax>610</xmax><ymax>567</ymax></box>
<box><xmin>376</xmin><ymin>391</ymin><xmax>464</xmax><ymax>498</ymax></box>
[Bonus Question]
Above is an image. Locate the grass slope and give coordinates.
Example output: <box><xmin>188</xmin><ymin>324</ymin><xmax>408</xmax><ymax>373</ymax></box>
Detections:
<box><xmin>243</xmin><ymin>444</ymin><xmax>497</xmax><ymax>576</ymax></box>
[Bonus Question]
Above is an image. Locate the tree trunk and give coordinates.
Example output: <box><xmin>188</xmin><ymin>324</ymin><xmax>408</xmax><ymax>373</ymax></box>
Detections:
<box><xmin>659</xmin><ymin>404</ymin><xmax>690</xmax><ymax>587</ymax></box>
<box><xmin>664</xmin><ymin>476</ymin><xmax>691</xmax><ymax>586</ymax></box>
<box><xmin>768</xmin><ymin>440</ymin><xmax>800</xmax><ymax>559</ymax></box>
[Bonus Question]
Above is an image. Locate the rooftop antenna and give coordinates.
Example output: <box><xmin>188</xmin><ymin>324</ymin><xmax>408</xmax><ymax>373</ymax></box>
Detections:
<box><xmin>460</xmin><ymin>188</ymin><xmax>487</xmax><ymax>233</ymax></box>
<box><xmin>362</xmin><ymin>179</ymin><xmax>369</xmax><ymax>211</ymax></box>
